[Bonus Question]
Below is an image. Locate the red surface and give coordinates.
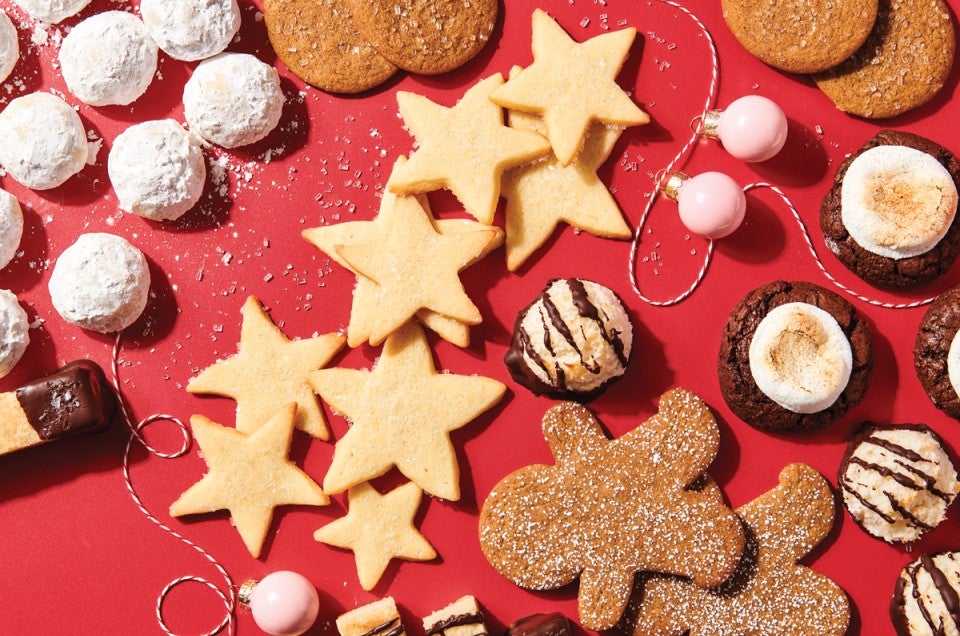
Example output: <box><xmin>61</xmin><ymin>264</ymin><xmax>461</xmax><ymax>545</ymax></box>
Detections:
<box><xmin>1</xmin><ymin>0</ymin><xmax>959</xmax><ymax>634</ymax></box>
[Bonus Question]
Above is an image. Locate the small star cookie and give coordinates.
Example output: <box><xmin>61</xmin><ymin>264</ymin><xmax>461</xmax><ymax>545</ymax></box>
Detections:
<box><xmin>388</xmin><ymin>73</ymin><xmax>552</xmax><ymax>224</ymax></box>
<box><xmin>169</xmin><ymin>403</ymin><xmax>328</xmax><ymax>558</ymax></box>
<box><xmin>186</xmin><ymin>296</ymin><xmax>345</xmax><ymax>439</ymax></box>
<box><xmin>314</xmin><ymin>481</ymin><xmax>436</xmax><ymax>590</ymax></box>
<box><xmin>490</xmin><ymin>9</ymin><xmax>649</xmax><ymax>166</ymax></box>
<box><xmin>308</xmin><ymin>322</ymin><xmax>506</xmax><ymax>501</ymax></box>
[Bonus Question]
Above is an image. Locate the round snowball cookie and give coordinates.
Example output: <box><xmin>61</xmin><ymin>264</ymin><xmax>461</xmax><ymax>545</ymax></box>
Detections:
<box><xmin>0</xmin><ymin>92</ymin><xmax>88</xmax><ymax>190</ymax></box>
<box><xmin>140</xmin><ymin>0</ymin><xmax>241</xmax><ymax>62</ymax></box>
<box><xmin>0</xmin><ymin>10</ymin><xmax>19</xmax><ymax>84</ymax></box>
<box><xmin>109</xmin><ymin>120</ymin><xmax>206</xmax><ymax>221</ymax></box>
<box><xmin>49</xmin><ymin>233</ymin><xmax>151</xmax><ymax>333</ymax></box>
<box><xmin>183</xmin><ymin>53</ymin><xmax>284</xmax><ymax>149</ymax></box>
<box><xmin>0</xmin><ymin>289</ymin><xmax>28</xmax><ymax>378</ymax></box>
<box><xmin>13</xmin><ymin>0</ymin><xmax>90</xmax><ymax>24</ymax></box>
<box><xmin>0</xmin><ymin>190</ymin><xmax>23</xmax><ymax>270</ymax></box>
<box><xmin>59</xmin><ymin>11</ymin><xmax>158</xmax><ymax>107</ymax></box>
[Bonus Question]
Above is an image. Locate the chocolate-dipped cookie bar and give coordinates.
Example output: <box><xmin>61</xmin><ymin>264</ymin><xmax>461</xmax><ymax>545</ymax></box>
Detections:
<box><xmin>336</xmin><ymin>597</ymin><xmax>406</xmax><ymax>636</ymax></box>
<box><xmin>423</xmin><ymin>596</ymin><xmax>487</xmax><ymax>636</ymax></box>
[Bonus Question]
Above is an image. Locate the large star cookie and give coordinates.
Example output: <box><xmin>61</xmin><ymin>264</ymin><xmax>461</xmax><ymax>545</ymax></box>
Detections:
<box><xmin>314</xmin><ymin>481</ymin><xmax>436</xmax><ymax>590</ymax></box>
<box><xmin>186</xmin><ymin>296</ymin><xmax>345</xmax><ymax>440</ymax></box>
<box><xmin>479</xmin><ymin>390</ymin><xmax>745</xmax><ymax>630</ymax></box>
<box><xmin>308</xmin><ymin>322</ymin><xmax>506</xmax><ymax>501</ymax></box>
<box><xmin>627</xmin><ymin>463</ymin><xmax>850</xmax><ymax>636</ymax></box>
<box><xmin>169</xmin><ymin>403</ymin><xmax>328</xmax><ymax>558</ymax></box>
<box><xmin>490</xmin><ymin>9</ymin><xmax>649</xmax><ymax>166</ymax></box>
<box><xmin>388</xmin><ymin>73</ymin><xmax>552</xmax><ymax>224</ymax></box>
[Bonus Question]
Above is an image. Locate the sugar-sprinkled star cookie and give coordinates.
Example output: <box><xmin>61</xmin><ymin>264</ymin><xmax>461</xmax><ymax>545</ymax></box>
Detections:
<box><xmin>490</xmin><ymin>9</ymin><xmax>649</xmax><ymax>166</ymax></box>
<box><xmin>169</xmin><ymin>403</ymin><xmax>328</xmax><ymax>558</ymax></box>
<box><xmin>314</xmin><ymin>481</ymin><xmax>436</xmax><ymax>590</ymax></box>
<box><xmin>308</xmin><ymin>322</ymin><xmax>506</xmax><ymax>501</ymax></box>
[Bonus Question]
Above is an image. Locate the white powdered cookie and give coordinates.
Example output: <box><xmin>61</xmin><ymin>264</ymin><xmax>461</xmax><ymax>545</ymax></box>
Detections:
<box><xmin>48</xmin><ymin>233</ymin><xmax>150</xmax><ymax>333</ymax></box>
<box><xmin>140</xmin><ymin>0</ymin><xmax>241</xmax><ymax>62</ymax></box>
<box><xmin>13</xmin><ymin>0</ymin><xmax>90</xmax><ymax>24</ymax></box>
<box><xmin>0</xmin><ymin>10</ymin><xmax>19</xmax><ymax>84</ymax></box>
<box><xmin>109</xmin><ymin>120</ymin><xmax>205</xmax><ymax>221</ymax></box>
<box><xmin>0</xmin><ymin>92</ymin><xmax>88</xmax><ymax>191</ymax></box>
<box><xmin>0</xmin><ymin>190</ymin><xmax>23</xmax><ymax>270</ymax></box>
<box><xmin>0</xmin><ymin>289</ymin><xmax>28</xmax><ymax>378</ymax></box>
<box><xmin>842</xmin><ymin>145</ymin><xmax>959</xmax><ymax>259</ymax></box>
<box><xmin>749</xmin><ymin>302</ymin><xmax>853</xmax><ymax>414</ymax></box>
<box><xmin>183</xmin><ymin>52</ymin><xmax>284</xmax><ymax>148</ymax></box>
<box><xmin>59</xmin><ymin>11</ymin><xmax>157</xmax><ymax>107</ymax></box>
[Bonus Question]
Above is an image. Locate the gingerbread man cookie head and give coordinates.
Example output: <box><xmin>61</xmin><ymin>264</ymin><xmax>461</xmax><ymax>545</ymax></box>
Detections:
<box><xmin>479</xmin><ymin>389</ymin><xmax>745</xmax><ymax>630</ymax></box>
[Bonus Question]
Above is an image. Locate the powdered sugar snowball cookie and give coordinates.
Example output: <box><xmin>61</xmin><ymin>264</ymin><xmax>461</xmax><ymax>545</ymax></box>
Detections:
<box><xmin>0</xmin><ymin>190</ymin><xmax>23</xmax><ymax>270</ymax></box>
<box><xmin>0</xmin><ymin>11</ymin><xmax>19</xmax><ymax>84</ymax></box>
<box><xmin>0</xmin><ymin>92</ymin><xmax>88</xmax><ymax>190</ymax></box>
<box><xmin>59</xmin><ymin>11</ymin><xmax>158</xmax><ymax>107</ymax></box>
<box><xmin>49</xmin><ymin>233</ymin><xmax>151</xmax><ymax>333</ymax></box>
<box><xmin>183</xmin><ymin>53</ymin><xmax>284</xmax><ymax>148</ymax></box>
<box><xmin>108</xmin><ymin>120</ymin><xmax>205</xmax><ymax>221</ymax></box>
<box><xmin>140</xmin><ymin>0</ymin><xmax>241</xmax><ymax>62</ymax></box>
<box><xmin>13</xmin><ymin>0</ymin><xmax>90</xmax><ymax>24</ymax></box>
<box><xmin>0</xmin><ymin>289</ymin><xmax>28</xmax><ymax>378</ymax></box>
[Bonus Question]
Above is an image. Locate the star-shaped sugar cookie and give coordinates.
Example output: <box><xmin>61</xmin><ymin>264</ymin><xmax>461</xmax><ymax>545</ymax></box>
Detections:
<box><xmin>169</xmin><ymin>403</ymin><xmax>328</xmax><ymax>558</ymax></box>
<box><xmin>490</xmin><ymin>9</ymin><xmax>649</xmax><ymax>166</ymax></box>
<box><xmin>314</xmin><ymin>481</ymin><xmax>436</xmax><ymax>590</ymax></box>
<box><xmin>308</xmin><ymin>322</ymin><xmax>506</xmax><ymax>500</ymax></box>
<box><xmin>503</xmin><ymin>67</ymin><xmax>631</xmax><ymax>271</ymax></box>
<box><xmin>186</xmin><ymin>296</ymin><xmax>345</xmax><ymax>439</ymax></box>
<box><xmin>388</xmin><ymin>73</ymin><xmax>552</xmax><ymax>224</ymax></box>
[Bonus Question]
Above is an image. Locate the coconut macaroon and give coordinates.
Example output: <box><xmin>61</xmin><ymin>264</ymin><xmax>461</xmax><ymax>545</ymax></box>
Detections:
<box><xmin>48</xmin><ymin>233</ymin><xmax>151</xmax><ymax>333</ymax></box>
<box><xmin>108</xmin><ymin>120</ymin><xmax>206</xmax><ymax>222</ymax></box>
<box><xmin>183</xmin><ymin>52</ymin><xmax>284</xmax><ymax>148</ymax></box>
<box><xmin>0</xmin><ymin>190</ymin><xmax>23</xmax><ymax>270</ymax></box>
<box><xmin>59</xmin><ymin>11</ymin><xmax>158</xmax><ymax>107</ymax></box>
<box><xmin>0</xmin><ymin>289</ymin><xmax>28</xmax><ymax>378</ymax></box>
<box><xmin>140</xmin><ymin>0</ymin><xmax>241</xmax><ymax>62</ymax></box>
<box><xmin>0</xmin><ymin>10</ymin><xmax>19</xmax><ymax>84</ymax></box>
<box><xmin>0</xmin><ymin>92</ymin><xmax>88</xmax><ymax>190</ymax></box>
<box><xmin>891</xmin><ymin>551</ymin><xmax>960</xmax><ymax>636</ymax></box>
<box><xmin>13</xmin><ymin>0</ymin><xmax>90</xmax><ymax>24</ymax></box>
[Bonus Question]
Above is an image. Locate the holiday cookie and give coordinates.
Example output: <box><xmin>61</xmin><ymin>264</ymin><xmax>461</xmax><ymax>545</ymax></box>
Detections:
<box><xmin>186</xmin><ymin>296</ymin><xmax>345</xmax><ymax>440</ymax></box>
<box><xmin>314</xmin><ymin>482</ymin><xmax>436</xmax><ymax>590</ymax></box>
<box><xmin>423</xmin><ymin>596</ymin><xmax>487</xmax><ymax>636</ymax></box>
<box><xmin>489</xmin><ymin>9</ymin><xmax>648</xmax><ymax>167</ymax></box>
<box><xmin>627</xmin><ymin>463</ymin><xmax>850</xmax><ymax>636</ymax></box>
<box><xmin>813</xmin><ymin>0</ymin><xmax>955</xmax><ymax>119</ymax></box>
<box><xmin>721</xmin><ymin>0</ymin><xmax>877</xmax><ymax>73</ymax></box>
<box><xmin>891</xmin><ymin>550</ymin><xmax>960</xmax><ymax>636</ymax></box>
<box><xmin>263</xmin><ymin>0</ymin><xmax>397</xmax><ymax>94</ymax></box>
<box><xmin>915</xmin><ymin>286</ymin><xmax>960</xmax><ymax>418</ymax></box>
<box><xmin>308</xmin><ymin>322</ymin><xmax>505</xmax><ymax>501</ymax></box>
<box><xmin>336</xmin><ymin>598</ymin><xmax>405</xmax><ymax>636</ymax></box>
<box><xmin>140</xmin><ymin>0</ymin><xmax>240</xmax><ymax>62</ymax></box>
<box><xmin>13</xmin><ymin>0</ymin><xmax>90</xmax><ymax>24</ymax></box>
<box><xmin>346</xmin><ymin>0</ymin><xmax>498</xmax><ymax>75</ymax></box>
<box><xmin>0</xmin><ymin>290</ymin><xmax>28</xmax><ymax>379</ymax></box>
<box><xmin>389</xmin><ymin>73</ymin><xmax>551</xmax><ymax>225</ymax></box>
<box><xmin>0</xmin><ymin>190</ymin><xmax>22</xmax><ymax>270</ymax></box>
<box><xmin>0</xmin><ymin>11</ymin><xmax>19</xmax><ymax>84</ymax></box>
<box><xmin>820</xmin><ymin>130</ymin><xmax>960</xmax><ymax>288</ymax></box>
<box><xmin>839</xmin><ymin>422</ymin><xmax>959</xmax><ymax>544</ymax></box>
<box><xmin>505</xmin><ymin>614</ymin><xmax>572</xmax><ymax>636</ymax></box>
<box><xmin>718</xmin><ymin>280</ymin><xmax>872</xmax><ymax>431</ymax></box>
<box><xmin>505</xmin><ymin>278</ymin><xmax>633</xmax><ymax>400</ymax></box>
<box><xmin>169</xmin><ymin>403</ymin><xmax>328</xmax><ymax>558</ymax></box>
<box><xmin>479</xmin><ymin>390</ymin><xmax>745</xmax><ymax>630</ymax></box>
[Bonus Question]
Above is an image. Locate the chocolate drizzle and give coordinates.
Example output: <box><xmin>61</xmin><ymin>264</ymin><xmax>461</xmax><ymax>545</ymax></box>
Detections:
<box><xmin>360</xmin><ymin>617</ymin><xmax>404</xmax><ymax>636</ymax></box>
<box><xmin>424</xmin><ymin>611</ymin><xmax>484</xmax><ymax>636</ymax></box>
<box><xmin>14</xmin><ymin>360</ymin><xmax>117</xmax><ymax>441</ymax></box>
<box><xmin>890</xmin><ymin>552</ymin><xmax>960</xmax><ymax>636</ymax></box>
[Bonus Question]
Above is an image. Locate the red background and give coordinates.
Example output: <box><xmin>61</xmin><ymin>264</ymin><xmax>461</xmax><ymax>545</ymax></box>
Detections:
<box><xmin>1</xmin><ymin>0</ymin><xmax>959</xmax><ymax>634</ymax></box>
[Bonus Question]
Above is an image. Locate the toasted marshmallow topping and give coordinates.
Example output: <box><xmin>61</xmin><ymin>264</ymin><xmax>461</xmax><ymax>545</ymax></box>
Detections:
<box><xmin>841</xmin><ymin>145</ymin><xmax>958</xmax><ymax>259</ymax></box>
<box><xmin>749</xmin><ymin>302</ymin><xmax>852</xmax><ymax>413</ymax></box>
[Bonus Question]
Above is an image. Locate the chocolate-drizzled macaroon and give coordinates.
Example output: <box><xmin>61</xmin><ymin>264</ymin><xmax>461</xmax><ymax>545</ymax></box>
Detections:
<box><xmin>505</xmin><ymin>278</ymin><xmax>633</xmax><ymax>401</ymax></box>
<box><xmin>891</xmin><ymin>550</ymin><xmax>960</xmax><ymax>636</ymax></box>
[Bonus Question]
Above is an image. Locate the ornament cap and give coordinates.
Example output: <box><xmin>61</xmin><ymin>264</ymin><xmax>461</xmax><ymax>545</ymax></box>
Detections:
<box><xmin>701</xmin><ymin>110</ymin><xmax>722</xmax><ymax>138</ymax></box>
<box><xmin>662</xmin><ymin>171</ymin><xmax>689</xmax><ymax>200</ymax></box>
<box><xmin>237</xmin><ymin>579</ymin><xmax>257</xmax><ymax>608</ymax></box>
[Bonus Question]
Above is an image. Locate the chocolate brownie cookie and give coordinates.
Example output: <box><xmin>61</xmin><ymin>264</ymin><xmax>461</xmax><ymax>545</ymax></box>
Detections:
<box><xmin>915</xmin><ymin>286</ymin><xmax>960</xmax><ymax>418</ymax></box>
<box><xmin>718</xmin><ymin>280</ymin><xmax>872</xmax><ymax>432</ymax></box>
<box><xmin>820</xmin><ymin>130</ymin><xmax>960</xmax><ymax>288</ymax></box>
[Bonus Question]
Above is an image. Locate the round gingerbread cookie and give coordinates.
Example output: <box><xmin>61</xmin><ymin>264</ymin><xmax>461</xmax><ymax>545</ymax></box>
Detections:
<box><xmin>721</xmin><ymin>0</ymin><xmax>877</xmax><ymax>73</ymax></box>
<box><xmin>915</xmin><ymin>286</ymin><xmax>960</xmax><ymax>419</ymax></box>
<box><xmin>820</xmin><ymin>130</ymin><xmax>960</xmax><ymax>288</ymax></box>
<box><xmin>813</xmin><ymin>0</ymin><xmax>955</xmax><ymax>119</ymax></box>
<box><xmin>263</xmin><ymin>0</ymin><xmax>397</xmax><ymax>94</ymax></box>
<box><xmin>345</xmin><ymin>0</ymin><xmax>498</xmax><ymax>75</ymax></box>
<box><xmin>718</xmin><ymin>280</ymin><xmax>872</xmax><ymax>432</ymax></box>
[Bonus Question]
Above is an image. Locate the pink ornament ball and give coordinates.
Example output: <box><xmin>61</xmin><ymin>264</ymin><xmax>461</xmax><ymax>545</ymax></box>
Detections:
<box><xmin>717</xmin><ymin>95</ymin><xmax>788</xmax><ymax>162</ymax></box>
<box><xmin>676</xmin><ymin>172</ymin><xmax>746</xmax><ymax>239</ymax></box>
<box><xmin>248</xmin><ymin>571</ymin><xmax>320</xmax><ymax>636</ymax></box>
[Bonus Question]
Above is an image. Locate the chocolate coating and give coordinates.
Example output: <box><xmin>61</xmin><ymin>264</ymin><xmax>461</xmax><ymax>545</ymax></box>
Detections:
<box><xmin>915</xmin><ymin>286</ymin><xmax>960</xmax><ymax>418</ymax></box>
<box><xmin>505</xmin><ymin>614</ymin><xmax>571</xmax><ymax>636</ymax></box>
<box><xmin>891</xmin><ymin>551</ymin><xmax>960</xmax><ymax>636</ymax></box>
<box><xmin>15</xmin><ymin>360</ymin><xmax>117</xmax><ymax>440</ymax></box>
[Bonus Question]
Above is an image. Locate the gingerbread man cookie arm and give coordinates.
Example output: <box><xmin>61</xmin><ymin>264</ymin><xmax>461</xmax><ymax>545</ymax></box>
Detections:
<box><xmin>542</xmin><ymin>402</ymin><xmax>609</xmax><ymax>466</ymax></box>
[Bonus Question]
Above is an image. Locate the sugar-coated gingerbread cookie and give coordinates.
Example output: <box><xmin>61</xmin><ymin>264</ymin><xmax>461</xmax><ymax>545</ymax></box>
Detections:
<box><xmin>915</xmin><ymin>286</ymin><xmax>960</xmax><ymax>418</ymax></box>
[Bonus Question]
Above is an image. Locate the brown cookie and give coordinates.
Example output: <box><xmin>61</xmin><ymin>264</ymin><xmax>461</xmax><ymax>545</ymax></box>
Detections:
<box><xmin>345</xmin><ymin>0</ymin><xmax>498</xmax><ymax>75</ymax></box>
<box><xmin>721</xmin><ymin>0</ymin><xmax>878</xmax><ymax>73</ymax></box>
<box><xmin>916</xmin><ymin>287</ymin><xmax>960</xmax><ymax>418</ymax></box>
<box><xmin>263</xmin><ymin>0</ymin><xmax>397</xmax><ymax>94</ymax></box>
<box><xmin>813</xmin><ymin>0</ymin><xmax>956</xmax><ymax>119</ymax></box>
<box><xmin>820</xmin><ymin>130</ymin><xmax>960</xmax><ymax>288</ymax></box>
<box><xmin>718</xmin><ymin>281</ymin><xmax>873</xmax><ymax>432</ymax></box>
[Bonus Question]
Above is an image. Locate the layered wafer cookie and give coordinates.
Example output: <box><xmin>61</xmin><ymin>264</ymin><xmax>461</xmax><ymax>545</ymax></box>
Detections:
<box><xmin>337</xmin><ymin>597</ymin><xmax>406</xmax><ymax>636</ymax></box>
<box><xmin>423</xmin><ymin>596</ymin><xmax>487</xmax><ymax>636</ymax></box>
